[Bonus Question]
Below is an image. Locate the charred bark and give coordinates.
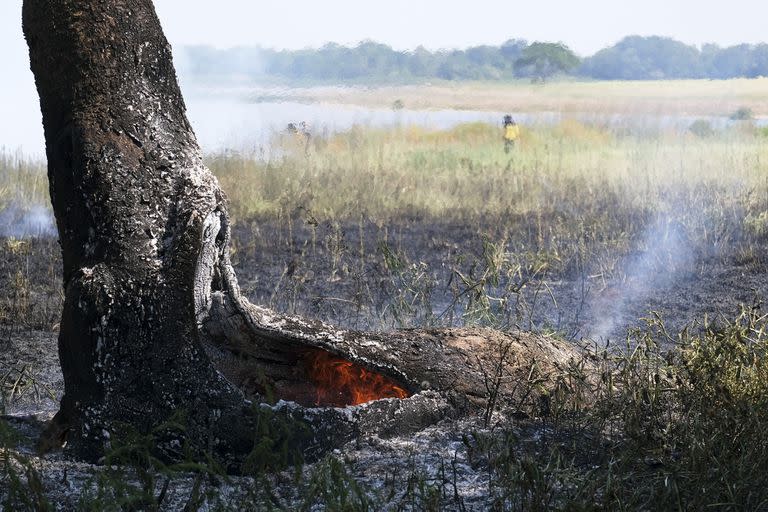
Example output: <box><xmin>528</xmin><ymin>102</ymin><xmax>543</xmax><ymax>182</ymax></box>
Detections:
<box><xmin>24</xmin><ymin>0</ymin><xmax>589</xmax><ymax>471</ymax></box>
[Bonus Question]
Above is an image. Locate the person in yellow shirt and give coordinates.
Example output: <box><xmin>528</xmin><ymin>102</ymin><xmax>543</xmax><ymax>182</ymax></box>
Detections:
<box><xmin>503</xmin><ymin>114</ymin><xmax>520</xmax><ymax>153</ymax></box>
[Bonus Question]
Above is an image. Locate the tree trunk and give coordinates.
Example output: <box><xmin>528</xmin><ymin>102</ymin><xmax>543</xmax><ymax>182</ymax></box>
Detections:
<box><xmin>24</xmin><ymin>0</ymin><xmax>588</xmax><ymax>471</ymax></box>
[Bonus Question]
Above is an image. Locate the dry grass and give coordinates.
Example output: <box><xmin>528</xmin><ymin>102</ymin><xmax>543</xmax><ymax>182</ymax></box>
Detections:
<box><xmin>5</xmin><ymin>119</ymin><xmax>768</xmax><ymax>289</ymax></box>
<box><xmin>275</xmin><ymin>78</ymin><xmax>768</xmax><ymax>117</ymax></box>
<box><xmin>214</xmin><ymin>120</ymin><xmax>768</xmax><ymax>221</ymax></box>
<box><xmin>0</xmin><ymin>151</ymin><xmax>48</xmax><ymax>213</ymax></box>
<box><xmin>210</xmin><ymin>120</ymin><xmax>768</xmax><ymax>282</ymax></box>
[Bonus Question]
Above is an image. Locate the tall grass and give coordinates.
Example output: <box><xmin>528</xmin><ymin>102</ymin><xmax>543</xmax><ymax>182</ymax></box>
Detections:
<box><xmin>208</xmin><ymin>121</ymin><xmax>768</xmax><ymax>284</ymax></box>
<box><xmin>4</xmin><ymin>121</ymin><xmax>767</xmax><ymax>310</ymax></box>
<box><xmin>4</xmin><ymin>121</ymin><xmax>766</xmax><ymax>229</ymax></box>
<box><xmin>212</xmin><ymin>120</ymin><xmax>767</xmax><ymax>219</ymax></box>
<box><xmin>0</xmin><ymin>150</ymin><xmax>48</xmax><ymax>213</ymax></box>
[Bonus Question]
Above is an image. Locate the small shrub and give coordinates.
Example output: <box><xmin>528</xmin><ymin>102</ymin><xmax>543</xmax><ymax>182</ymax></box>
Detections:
<box><xmin>744</xmin><ymin>210</ymin><xmax>768</xmax><ymax>239</ymax></box>
<box><xmin>730</xmin><ymin>106</ymin><xmax>754</xmax><ymax>121</ymax></box>
<box><xmin>76</xmin><ymin>411</ymin><xmax>230</xmax><ymax>511</ymax></box>
<box><xmin>689</xmin><ymin>119</ymin><xmax>715</xmax><ymax>137</ymax></box>
<box><xmin>242</xmin><ymin>405</ymin><xmax>310</xmax><ymax>476</ymax></box>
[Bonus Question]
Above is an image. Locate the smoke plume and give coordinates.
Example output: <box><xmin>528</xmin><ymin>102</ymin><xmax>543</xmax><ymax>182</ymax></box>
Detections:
<box><xmin>585</xmin><ymin>215</ymin><xmax>694</xmax><ymax>342</ymax></box>
<box><xmin>0</xmin><ymin>203</ymin><xmax>56</xmax><ymax>238</ymax></box>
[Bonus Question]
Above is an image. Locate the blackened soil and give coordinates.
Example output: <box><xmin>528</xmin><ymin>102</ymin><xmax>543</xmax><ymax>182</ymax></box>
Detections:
<box><xmin>230</xmin><ymin>214</ymin><xmax>768</xmax><ymax>343</ymax></box>
<box><xmin>3</xmin><ymin>216</ymin><xmax>768</xmax><ymax>509</ymax></box>
<box><xmin>2</xmin><ymin>214</ymin><xmax>767</xmax><ymax>346</ymax></box>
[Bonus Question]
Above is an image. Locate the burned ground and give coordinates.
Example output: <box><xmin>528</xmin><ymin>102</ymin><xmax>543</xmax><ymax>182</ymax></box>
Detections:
<box><xmin>2</xmin><ymin>213</ymin><xmax>768</xmax><ymax>509</ymax></box>
<box><xmin>3</xmin><ymin>214</ymin><xmax>767</xmax><ymax>343</ymax></box>
<box><xmin>231</xmin><ymin>214</ymin><xmax>768</xmax><ymax>340</ymax></box>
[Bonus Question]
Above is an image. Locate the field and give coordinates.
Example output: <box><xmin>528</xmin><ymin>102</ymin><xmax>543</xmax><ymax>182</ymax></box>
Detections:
<box><xmin>3</xmin><ymin>81</ymin><xmax>768</xmax><ymax>509</ymax></box>
<box><xmin>273</xmin><ymin>77</ymin><xmax>768</xmax><ymax>116</ymax></box>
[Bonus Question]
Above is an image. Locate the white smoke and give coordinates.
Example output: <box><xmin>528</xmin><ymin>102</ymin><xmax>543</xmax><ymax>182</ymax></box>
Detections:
<box><xmin>0</xmin><ymin>202</ymin><xmax>56</xmax><ymax>238</ymax></box>
<box><xmin>585</xmin><ymin>215</ymin><xmax>694</xmax><ymax>342</ymax></box>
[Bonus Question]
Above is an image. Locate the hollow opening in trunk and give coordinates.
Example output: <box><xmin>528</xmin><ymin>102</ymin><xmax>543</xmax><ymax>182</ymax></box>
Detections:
<box><xmin>213</xmin><ymin>343</ymin><xmax>414</xmax><ymax>408</ymax></box>
<box><xmin>299</xmin><ymin>348</ymin><xmax>410</xmax><ymax>407</ymax></box>
<box><xmin>277</xmin><ymin>348</ymin><xmax>411</xmax><ymax>407</ymax></box>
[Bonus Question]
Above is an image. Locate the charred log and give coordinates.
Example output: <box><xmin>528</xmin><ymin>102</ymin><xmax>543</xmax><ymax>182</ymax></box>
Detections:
<box><xmin>24</xmin><ymin>0</ymin><xmax>590</xmax><ymax>471</ymax></box>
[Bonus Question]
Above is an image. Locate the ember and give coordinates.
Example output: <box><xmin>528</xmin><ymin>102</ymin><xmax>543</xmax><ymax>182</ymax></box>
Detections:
<box><xmin>305</xmin><ymin>349</ymin><xmax>410</xmax><ymax>407</ymax></box>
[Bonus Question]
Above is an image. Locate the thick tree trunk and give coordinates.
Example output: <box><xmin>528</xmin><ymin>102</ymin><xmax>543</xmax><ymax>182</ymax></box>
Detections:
<box><xmin>24</xmin><ymin>0</ymin><xmax>588</xmax><ymax>470</ymax></box>
<box><xmin>23</xmin><ymin>0</ymin><xmax>260</xmax><ymax>467</ymax></box>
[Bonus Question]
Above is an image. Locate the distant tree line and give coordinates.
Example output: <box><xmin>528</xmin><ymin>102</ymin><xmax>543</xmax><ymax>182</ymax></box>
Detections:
<box><xmin>582</xmin><ymin>36</ymin><xmax>768</xmax><ymax>79</ymax></box>
<box><xmin>178</xmin><ymin>36</ymin><xmax>768</xmax><ymax>83</ymax></box>
<box><xmin>181</xmin><ymin>39</ymin><xmax>533</xmax><ymax>82</ymax></box>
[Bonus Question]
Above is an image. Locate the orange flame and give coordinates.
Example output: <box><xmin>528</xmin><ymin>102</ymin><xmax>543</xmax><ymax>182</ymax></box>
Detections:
<box><xmin>305</xmin><ymin>350</ymin><xmax>410</xmax><ymax>407</ymax></box>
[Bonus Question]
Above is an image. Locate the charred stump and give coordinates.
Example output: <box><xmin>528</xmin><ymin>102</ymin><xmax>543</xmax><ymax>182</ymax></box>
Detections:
<box><xmin>24</xmin><ymin>0</ymin><xmax>589</xmax><ymax>471</ymax></box>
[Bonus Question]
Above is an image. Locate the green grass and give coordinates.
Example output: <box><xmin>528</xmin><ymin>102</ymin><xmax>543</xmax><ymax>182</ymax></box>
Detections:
<box><xmin>465</xmin><ymin>307</ymin><xmax>768</xmax><ymax>510</ymax></box>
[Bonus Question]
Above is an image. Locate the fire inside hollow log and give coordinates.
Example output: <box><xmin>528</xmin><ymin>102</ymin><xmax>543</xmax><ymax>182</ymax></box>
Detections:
<box><xmin>305</xmin><ymin>349</ymin><xmax>410</xmax><ymax>407</ymax></box>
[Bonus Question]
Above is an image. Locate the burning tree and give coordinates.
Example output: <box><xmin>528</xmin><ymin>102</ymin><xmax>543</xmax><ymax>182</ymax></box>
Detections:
<box><xmin>24</xmin><ymin>0</ymin><xmax>584</xmax><ymax>470</ymax></box>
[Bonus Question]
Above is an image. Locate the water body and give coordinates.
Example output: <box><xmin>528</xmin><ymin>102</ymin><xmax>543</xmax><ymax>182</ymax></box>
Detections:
<box><xmin>186</xmin><ymin>95</ymin><xmax>767</xmax><ymax>154</ymax></box>
<box><xmin>188</xmin><ymin>97</ymin><xmax>507</xmax><ymax>153</ymax></box>
<box><xmin>4</xmin><ymin>86</ymin><xmax>766</xmax><ymax>156</ymax></box>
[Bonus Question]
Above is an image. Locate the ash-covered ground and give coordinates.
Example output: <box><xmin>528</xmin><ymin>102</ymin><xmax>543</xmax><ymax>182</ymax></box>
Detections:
<box><xmin>2</xmin><ymin>215</ymin><xmax>767</xmax><ymax>509</ymax></box>
<box><xmin>0</xmin><ymin>330</ymin><xmax>543</xmax><ymax>510</ymax></box>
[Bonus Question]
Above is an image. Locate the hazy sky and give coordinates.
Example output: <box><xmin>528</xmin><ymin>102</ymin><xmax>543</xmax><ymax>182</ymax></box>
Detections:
<box><xmin>2</xmin><ymin>0</ymin><xmax>767</xmax><ymax>153</ymax></box>
<box><xmin>152</xmin><ymin>0</ymin><xmax>768</xmax><ymax>55</ymax></box>
<box><xmin>3</xmin><ymin>1</ymin><xmax>768</xmax><ymax>59</ymax></box>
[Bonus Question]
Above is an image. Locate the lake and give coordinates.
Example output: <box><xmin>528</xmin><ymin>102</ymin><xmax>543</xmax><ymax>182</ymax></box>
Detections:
<box><xmin>3</xmin><ymin>85</ymin><xmax>765</xmax><ymax>157</ymax></box>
